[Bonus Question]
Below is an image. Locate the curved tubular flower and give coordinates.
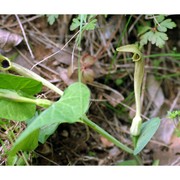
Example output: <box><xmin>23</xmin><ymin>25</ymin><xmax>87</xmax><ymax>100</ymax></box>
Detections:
<box><xmin>0</xmin><ymin>54</ymin><xmax>12</xmax><ymax>71</ymax></box>
<box><xmin>116</xmin><ymin>44</ymin><xmax>144</xmax><ymax>136</ymax></box>
<box><xmin>0</xmin><ymin>54</ymin><xmax>63</xmax><ymax>96</ymax></box>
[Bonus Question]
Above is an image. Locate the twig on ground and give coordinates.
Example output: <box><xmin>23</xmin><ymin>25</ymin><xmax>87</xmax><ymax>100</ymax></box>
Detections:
<box><xmin>169</xmin><ymin>90</ymin><xmax>180</xmax><ymax>112</ymax></box>
<box><xmin>15</xmin><ymin>48</ymin><xmax>52</xmax><ymax>80</ymax></box>
<box><xmin>31</xmin><ymin>30</ymin><xmax>80</xmax><ymax>70</ymax></box>
<box><xmin>15</xmin><ymin>15</ymin><xmax>35</xmax><ymax>59</ymax></box>
<box><xmin>0</xmin><ymin>15</ymin><xmax>42</xmax><ymax>28</ymax></box>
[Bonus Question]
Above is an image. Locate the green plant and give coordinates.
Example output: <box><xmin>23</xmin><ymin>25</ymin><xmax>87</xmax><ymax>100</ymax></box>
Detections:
<box><xmin>138</xmin><ymin>15</ymin><xmax>176</xmax><ymax>48</ymax></box>
<box><xmin>168</xmin><ymin>110</ymin><xmax>180</xmax><ymax>120</ymax></box>
<box><xmin>70</xmin><ymin>15</ymin><xmax>97</xmax><ymax>45</ymax></box>
<box><xmin>168</xmin><ymin>110</ymin><xmax>180</xmax><ymax>137</ymax></box>
<box><xmin>46</xmin><ymin>14</ymin><xmax>59</xmax><ymax>25</ymax></box>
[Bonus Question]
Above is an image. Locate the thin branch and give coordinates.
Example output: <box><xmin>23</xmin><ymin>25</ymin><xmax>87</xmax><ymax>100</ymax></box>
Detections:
<box><xmin>30</xmin><ymin>30</ymin><xmax>80</xmax><ymax>70</ymax></box>
<box><xmin>1</xmin><ymin>15</ymin><xmax>42</xmax><ymax>28</ymax></box>
<box><xmin>169</xmin><ymin>90</ymin><xmax>180</xmax><ymax>112</ymax></box>
<box><xmin>15</xmin><ymin>14</ymin><xmax>35</xmax><ymax>59</ymax></box>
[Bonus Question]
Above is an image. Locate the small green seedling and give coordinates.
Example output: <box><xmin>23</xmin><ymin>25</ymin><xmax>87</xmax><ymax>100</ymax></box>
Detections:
<box><xmin>138</xmin><ymin>15</ymin><xmax>176</xmax><ymax>48</ymax></box>
<box><xmin>46</xmin><ymin>14</ymin><xmax>59</xmax><ymax>25</ymax></box>
<box><xmin>168</xmin><ymin>110</ymin><xmax>180</xmax><ymax>120</ymax></box>
<box><xmin>70</xmin><ymin>14</ymin><xmax>97</xmax><ymax>45</ymax></box>
<box><xmin>168</xmin><ymin>110</ymin><xmax>180</xmax><ymax>137</ymax></box>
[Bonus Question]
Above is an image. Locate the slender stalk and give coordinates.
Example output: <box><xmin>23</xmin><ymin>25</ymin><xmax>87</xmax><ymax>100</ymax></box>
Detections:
<box><xmin>82</xmin><ymin>115</ymin><xmax>133</xmax><ymax>154</ymax></box>
<box><xmin>133</xmin><ymin>154</ymin><xmax>142</xmax><ymax>165</ymax></box>
<box><xmin>20</xmin><ymin>152</ymin><xmax>30</xmax><ymax>166</ymax></box>
<box><xmin>0</xmin><ymin>89</ymin><xmax>53</xmax><ymax>108</ymax></box>
<box><xmin>0</xmin><ymin>54</ymin><xmax>63</xmax><ymax>96</ymax></box>
<box><xmin>15</xmin><ymin>15</ymin><xmax>34</xmax><ymax>59</ymax></box>
<box><xmin>11</xmin><ymin>62</ymin><xmax>63</xmax><ymax>96</ymax></box>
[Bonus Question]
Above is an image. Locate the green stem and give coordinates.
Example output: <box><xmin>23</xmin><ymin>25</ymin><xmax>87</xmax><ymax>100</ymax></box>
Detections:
<box><xmin>0</xmin><ymin>89</ymin><xmax>53</xmax><ymax>108</ymax></box>
<box><xmin>133</xmin><ymin>154</ymin><xmax>142</xmax><ymax>165</ymax></box>
<box><xmin>0</xmin><ymin>54</ymin><xmax>63</xmax><ymax>96</ymax></box>
<box><xmin>82</xmin><ymin>115</ymin><xmax>133</xmax><ymax>154</ymax></box>
<box><xmin>11</xmin><ymin>62</ymin><xmax>63</xmax><ymax>96</ymax></box>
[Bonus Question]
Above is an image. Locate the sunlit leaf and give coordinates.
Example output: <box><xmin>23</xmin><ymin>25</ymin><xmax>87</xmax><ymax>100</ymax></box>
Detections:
<box><xmin>0</xmin><ymin>99</ymin><xmax>36</xmax><ymax>121</ymax></box>
<box><xmin>140</xmin><ymin>30</ymin><xmax>168</xmax><ymax>48</ymax></box>
<box><xmin>70</xmin><ymin>18</ymin><xmax>80</xmax><ymax>31</ymax></box>
<box><xmin>0</xmin><ymin>73</ymin><xmax>42</xmax><ymax>95</ymax></box>
<box><xmin>46</xmin><ymin>15</ymin><xmax>59</xmax><ymax>25</ymax></box>
<box><xmin>138</xmin><ymin>26</ymin><xmax>151</xmax><ymax>36</ymax></box>
<box><xmin>0</xmin><ymin>74</ymin><xmax>42</xmax><ymax>120</ymax></box>
<box><xmin>83</xmin><ymin>19</ymin><xmax>97</xmax><ymax>30</ymax></box>
<box><xmin>155</xmin><ymin>15</ymin><xmax>165</xmax><ymax>23</ymax></box>
<box><xmin>139</xmin><ymin>15</ymin><xmax>176</xmax><ymax>48</ymax></box>
<box><xmin>158</xmin><ymin>19</ymin><xmax>177</xmax><ymax>32</ymax></box>
<box><xmin>155</xmin><ymin>31</ymin><xmax>168</xmax><ymax>48</ymax></box>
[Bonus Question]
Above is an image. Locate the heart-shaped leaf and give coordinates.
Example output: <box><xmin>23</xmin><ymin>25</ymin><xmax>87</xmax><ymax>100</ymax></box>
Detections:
<box><xmin>0</xmin><ymin>73</ymin><xmax>42</xmax><ymax>120</ymax></box>
<box><xmin>0</xmin><ymin>73</ymin><xmax>42</xmax><ymax>95</ymax></box>
<box><xmin>0</xmin><ymin>99</ymin><xmax>36</xmax><ymax>121</ymax></box>
<box><xmin>9</xmin><ymin>82</ymin><xmax>90</xmax><ymax>155</ymax></box>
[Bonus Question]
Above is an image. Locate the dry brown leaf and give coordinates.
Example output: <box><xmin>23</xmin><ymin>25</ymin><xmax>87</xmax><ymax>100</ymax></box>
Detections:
<box><xmin>149</xmin><ymin>135</ymin><xmax>180</xmax><ymax>165</ymax></box>
<box><xmin>129</xmin><ymin>103</ymin><xmax>136</xmax><ymax>119</ymax></box>
<box><xmin>100</xmin><ymin>136</ymin><xmax>114</xmax><ymax>148</ymax></box>
<box><xmin>154</xmin><ymin>117</ymin><xmax>175</xmax><ymax>144</ymax></box>
<box><xmin>147</xmin><ymin>74</ymin><xmax>165</xmax><ymax>117</ymax></box>
<box><xmin>108</xmin><ymin>146</ymin><xmax>121</xmax><ymax>158</ymax></box>
<box><xmin>58</xmin><ymin>67</ymin><xmax>76</xmax><ymax>85</ymax></box>
<box><xmin>52</xmin><ymin>46</ymin><xmax>77</xmax><ymax>65</ymax></box>
<box><xmin>0</xmin><ymin>29</ymin><xmax>23</xmax><ymax>52</ymax></box>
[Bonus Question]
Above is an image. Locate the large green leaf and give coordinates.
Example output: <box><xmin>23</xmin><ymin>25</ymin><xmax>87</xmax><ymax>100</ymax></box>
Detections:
<box><xmin>7</xmin><ymin>129</ymin><xmax>39</xmax><ymax>165</ymax></box>
<box><xmin>0</xmin><ymin>99</ymin><xmax>36</xmax><ymax>121</ymax></box>
<box><xmin>0</xmin><ymin>73</ymin><xmax>42</xmax><ymax>95</ymax></box>
<box><xmin>0</xmin><ymin>73</ymin><xmax>42</xmax><ymax>121</ymax></box>
<box><xmin>38</xmin><ymin>123</ymin><xmax>60</xmax><ymax>144</ymax></box>
<box><xmin>9</xmin><ymin>82</ymin><xmax>90</xmax><ymax>155</ymax></box>
<box><xmin>134</xmin><ymin>117</ymin><xmax>161</xmax><ymax>155</ymax></box>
